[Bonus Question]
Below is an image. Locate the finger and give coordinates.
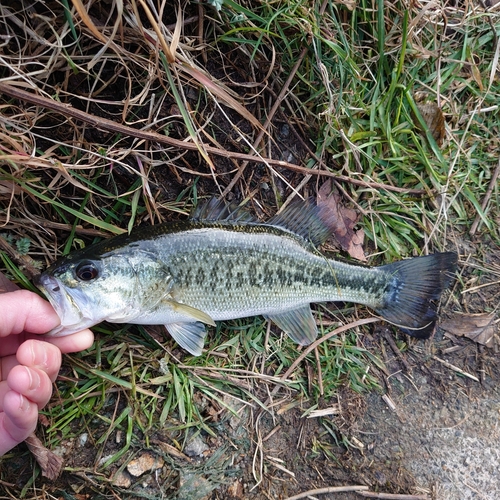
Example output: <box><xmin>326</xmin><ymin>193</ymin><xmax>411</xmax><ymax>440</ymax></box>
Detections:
<box><xmin>45</xmin><ymin>329</ymin><xmax>95</xmax><ymax>354</ymax></box>
<box><xmin>0</xmin><ymin>354</ymin><xmax>18</xmax><ymax>384</ymax></box>
<box><xmin>0</xmin><ymin>380</ymin><xmax>9</xmax><ymax>411</ymax></box>
<box><xmin>0</xmin><ymin>392</ymin><xmax>38</xmax><ymax>455</ymax></box>
<box><xmin>15</xmin><ymin>340</ymin><xmax>62</xmax><ymax>383</ymax></box>
<box><xmin>7</xmin><ymin>365</ymin><xmax>55</xmax><ymax>408</ymax></box>
<box><xmin>0</xmin><ymin>290</ymin><xmax>60</xmax><ymax>337</ymax></box>
<box><xmin>0</xmin><ymin>334</ymin><xmax>26</xmax><ymax>359</ymax></box>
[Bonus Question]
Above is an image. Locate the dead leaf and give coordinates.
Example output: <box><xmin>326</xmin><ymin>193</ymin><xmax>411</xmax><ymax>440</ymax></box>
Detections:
<box><xmin>337</xmin><ymin>0</ymin><xmax>356</xmax><ymax>11</ymax></box>
<box><xmin>317</xmin><ymin>180</ymin><xmax>366</xmax><ymax>261</ymax></box>
<box><xmin>468</xmin><ymin>54</ymin><xmax>484</xmax><ymax>92</ymax></box>
<box><xmin>153</xmin><ymin>440</ymin><xmax>192</xmax><ymax>461</ymax></box>
<box><xmin>441</xmin><ymin>312</ymin><xmax>498</xmax><ymax>348</ymax></box>
<box><xmin>25</xmin><ymin>433</ymin><xmax>64</xmax><ymax>479</ymax></box>
<box><xmin>415</xmin><ymin>101</ymin><xmax>445</xmax><ymax>146</ymax></box>
<box><xmin>112</xmin><ymin>470</ymin><xmax>132</xmax><ymax>488</ymax></box>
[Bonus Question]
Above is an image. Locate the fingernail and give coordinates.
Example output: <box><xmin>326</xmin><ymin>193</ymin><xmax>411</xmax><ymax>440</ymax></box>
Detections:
<box><xmin>31</xmin><ymin>340</ymin><xmax>48</xmax><ymax>368</ymax></box>
<box><xmin>25</xmin><ymin>367</ymin><xmax>41</xmax><ymax>390</ymax></box>
<box><xmin>19</xmin><ymin>394</ymin><xmax>31</xmax><ymax>412</ymax></box>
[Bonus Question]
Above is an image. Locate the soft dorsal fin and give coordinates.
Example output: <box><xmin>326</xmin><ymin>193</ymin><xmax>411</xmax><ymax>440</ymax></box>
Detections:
<box><xmin>191</xmin><ymin>197</ymin><xmax>256</xmax><ymax>223</ymax></box>
<box><xmin>268</xmin><ymin>197</ymin><xmax>332</xmax><ymax>246</ymax></box>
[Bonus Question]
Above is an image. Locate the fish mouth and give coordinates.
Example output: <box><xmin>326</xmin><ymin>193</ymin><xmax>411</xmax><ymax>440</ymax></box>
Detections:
<box><xmin>36</xmin><ymin>274</ymin><xmax>91</xmax><ymax>336</ymax></box>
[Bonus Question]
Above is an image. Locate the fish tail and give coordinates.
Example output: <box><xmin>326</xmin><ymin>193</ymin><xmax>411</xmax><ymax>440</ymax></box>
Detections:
<box><xmin>375</xmin><ymin>252</ymin><xmax>458</xmax><ymax>338</ymax></box>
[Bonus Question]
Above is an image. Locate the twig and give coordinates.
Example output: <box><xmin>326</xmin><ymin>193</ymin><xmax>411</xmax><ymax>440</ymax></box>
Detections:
<box><xmin>383</xmin><ymin>329</ymin><xmax>412</xmax><ymax>373</ymax></box>
<box><xmin>0</xmin><ymin>82</ymin><xmax>425</xmax><ymax>195</ymax></box>
<box><xmin>382</xmin><ymin>393</ymin><xmax>397</xmax><ymax>412</ymax></box>
<box><xmin>266</xmin><ymin>455</ymin><xmax>296</xmax><ymax>477</ymax></box>
<box><xmin>0</xmin><ymin>215</ymin><xmax>108</xmax><ymax>238</ymax></box>
<box><xmin>0</xmin><ymin>479</ymin><xmax>16</xmax><ymax>488</ymax></box>
<box><xmin>470</xmin><ymin>157</ymin><xmax>500</xmax><ymax>235</ymax></box>
<box><xmin>263</xmin><ymin>317</ymin><xmax>379</xmax><ymax>406</ymax></box>
<box><xmin>357</xmin><ymin>492</ymin><xmax>429</xmax><ymax>499</ymax></box>
<box><xmin>431</xmin><ymin>355</ymin><xmax>479</xmax><ymax>382</ymax></box>
<box><xmin>285</xmin><ymin>485</ymin><xmax>369</xmax><ymax>499</ymax></box>
<box><xmin>280</xmin><ymin>317</ymin><xmax>380</xmax><ymax>382</ymax></box>
<box><xmin>221</xmin><ymin>46</ymin><xmax>309</xmax><ymax>197</ymax></box>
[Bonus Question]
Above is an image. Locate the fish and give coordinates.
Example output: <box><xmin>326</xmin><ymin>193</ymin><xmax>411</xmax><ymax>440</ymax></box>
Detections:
<box><xmin>36</xmin><ymin>198</ymin><xmax>458</xmax><ymax>356</ymax></box>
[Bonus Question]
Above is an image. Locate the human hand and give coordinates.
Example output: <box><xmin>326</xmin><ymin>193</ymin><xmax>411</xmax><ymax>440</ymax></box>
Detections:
<box><xmin>0</xmin><ymin>289</ymin><xmax>94</xmax><ymax>456</ymax></box>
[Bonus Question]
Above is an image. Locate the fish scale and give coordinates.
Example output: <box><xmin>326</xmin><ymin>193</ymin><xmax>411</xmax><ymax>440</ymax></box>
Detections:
<box><xmin>37</xmin><ymin>198</ymin><xmax>458</xmax><ymax>356</ymax></box>
<box><xmin>165</xmin><ymin>228</ymin><xmax>387</xmax><ymax>317</ymax></box>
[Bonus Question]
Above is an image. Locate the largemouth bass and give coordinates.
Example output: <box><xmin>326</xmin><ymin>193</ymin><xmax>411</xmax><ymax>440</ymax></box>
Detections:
<box><xmin>36</xmin><ymin>198</ymin><xmax>457</xmax><ymax>355</ymax></box>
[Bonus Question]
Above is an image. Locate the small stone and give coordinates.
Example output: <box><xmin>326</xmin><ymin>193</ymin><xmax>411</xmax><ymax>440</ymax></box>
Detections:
<box><xmin>78</xmin><ymin>433</ymin><xmax>88</xmax><ymax>447</ymax></box>
<box><xmin>279</xmin><ymin>123</ymin><xmax>290</xmax><ymax>138</ymax></box>
<box><xmin>126</xmin><ymin>452</ymin><xmax>164</xmax><ymax>477</ymax></box>
<box><xmin>227</xmin><ymin>479</ymin><xmax>244</xmax><ymax>498</ymax></box>
<box><xmin>184</xmin><ymin>434</ymin><xmax>209</xmax><ymax>457</ymax></box>
<box><xmin>113</xmin><ymin>470</ymin><xmax>132</xmax><ymax>488</ymax></box>
<box><xmin>177</xmin><ymin>472</ymin><xmax>214</xmax><ymax>499</ymax></box>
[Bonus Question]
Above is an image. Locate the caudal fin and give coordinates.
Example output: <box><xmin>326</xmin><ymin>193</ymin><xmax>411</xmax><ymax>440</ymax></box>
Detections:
<box><xmin>375</xmin><ymin>252</ymin><xmax>458</xmax><ymax>339</ymax></box>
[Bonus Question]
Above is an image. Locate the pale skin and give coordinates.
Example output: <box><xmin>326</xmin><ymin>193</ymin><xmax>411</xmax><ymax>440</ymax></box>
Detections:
<box><xmin>0</xmin><ymin>290</ymin><xmax>94</xmax><ymax>456</ymax></box>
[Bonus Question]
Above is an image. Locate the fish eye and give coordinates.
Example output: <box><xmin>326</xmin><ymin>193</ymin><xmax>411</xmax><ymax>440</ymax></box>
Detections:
<box><xmin>75</xmin><ymin>261</ymin><xmax>99</xmax><ymax>281</ymax></box>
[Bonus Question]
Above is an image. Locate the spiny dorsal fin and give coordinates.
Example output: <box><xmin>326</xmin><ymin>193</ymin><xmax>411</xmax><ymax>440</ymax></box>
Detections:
<box><xmin>193</xmin><ymin>197</ymin><xmax>334</xmax><ymax>247</ymax></box>
<box><xmin>268</xmin><ymin>197</ymin><xmax>332</xmax><ymax>246</ymax></box>
<box><xmin>191</xmin><ymin>197</ymin><xmax>256</xmax><ymax>223</ymax></box>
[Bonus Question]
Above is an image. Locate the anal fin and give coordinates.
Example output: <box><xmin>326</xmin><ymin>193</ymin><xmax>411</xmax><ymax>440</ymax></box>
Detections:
<box><xmin>265</xmin><ymin>305</ymin><xmax>318</xmax><ymax>345</ymax></box>
<box><xmin>166</xmin><ymin>322</ymin><xmax>207</xmax><ymax>356</ymax></box>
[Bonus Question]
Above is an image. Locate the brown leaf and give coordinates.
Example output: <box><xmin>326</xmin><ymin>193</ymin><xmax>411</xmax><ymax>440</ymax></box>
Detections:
<box><xmin>416</xmin><ymin>101</ymin><xmax>445</xmax><ymax>146</ymax></box>
<box><xmin>153</xmin><ymin>440</ymin><xmax>192</xmax><ymax>461</ymax></box>
<box><xmin>441</xmin><ymin>313</ymin><xmax>498</xmax><ymax>348</ymax></box>
<box><xmin>317</xmin><ymin>181</ymin><xmax>366</xmax><ymax>261</ymax></box>
<box><xmin>25</xmin><ymin>433</ymin><xmax>64</xmax><ymax>479</ymax></box>
<box><xmin>38</xmin><ymin>414</ymin><xmax>51</xmax><ymax>427</ymax></box>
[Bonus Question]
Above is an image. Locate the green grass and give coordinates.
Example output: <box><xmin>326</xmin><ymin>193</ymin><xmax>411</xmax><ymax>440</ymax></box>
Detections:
<box><xmin>0</xmin><ymin>0</ymin><xmax>499</xmax><ymax>497</ymax></box>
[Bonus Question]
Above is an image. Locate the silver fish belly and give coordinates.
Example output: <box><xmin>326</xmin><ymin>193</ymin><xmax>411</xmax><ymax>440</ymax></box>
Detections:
<box><xmin>37</xmin><ymin>199</ymin><xmax>458</xmax><ymax>355</ymax></box>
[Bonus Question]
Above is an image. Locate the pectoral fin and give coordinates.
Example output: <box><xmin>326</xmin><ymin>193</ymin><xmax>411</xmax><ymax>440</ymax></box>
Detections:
<box><xmin>166</xmin><ymin>322</ymin><xmax>207</xmax><ymax>356</ymax></box>
<box><xmin>168</xmin><ymin>300</ymin><xmax>216</xmax><ymax>327</ymax></box>
<box><xmin>265</xmin><ymin>305</ymin><xmax>318</xmax><ymax>345</ymax></box>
